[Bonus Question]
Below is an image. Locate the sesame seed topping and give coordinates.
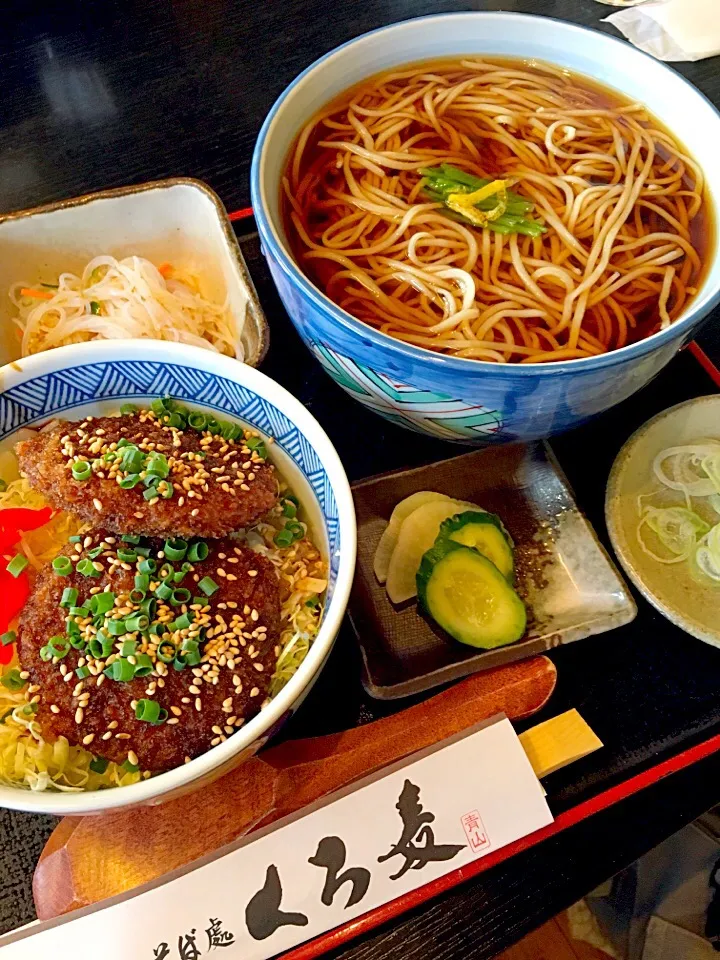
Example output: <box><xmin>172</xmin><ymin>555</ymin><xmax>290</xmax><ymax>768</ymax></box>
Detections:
<box><xmin>75</xmin><ymin>707</ymin><xmax>84</xmax><ymax>724</ymax></box>
<box><xmin>250</xmin><ymin>687</ymin><xmax>260</xmax><ymax>698</ymax></box>
<box><xmin>93</xmin><ymin>498</ymin><xmax>103</xmax><ymax>511</ymax></box>
<box><xmin>127</xmin><ymin>750</ymin><xmax>139</xmax><ymax>766</ymax></box>
<box><xmin>50</xmin><ymin>704</ymin><xmax>60</xmax><ymax>714</ymax></box>
<box><xmin>195</xmin><ymin>697</ymin><xmax>202</xmax><ymax>711</ymax></box>
<box><xmin>82</xmin><ymin>734</ymin><xmax>95</xmax><ymax>746</ymax></box>
<box><xmin>167</xmin><ymin>717</ymin><xmax>180</xmax><ymax>725</ymax></box>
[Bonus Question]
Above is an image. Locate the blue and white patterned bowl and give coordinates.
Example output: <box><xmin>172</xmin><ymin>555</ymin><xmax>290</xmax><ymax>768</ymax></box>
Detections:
<box><xmin>0</xmin><ymin>340</ymin><xmax>356</xmax><ymax>814</ymax></box>
<box><xmin>251</xmin><ymin>13</ymin><xmax>720</xmax><ymax>444</ymax></box>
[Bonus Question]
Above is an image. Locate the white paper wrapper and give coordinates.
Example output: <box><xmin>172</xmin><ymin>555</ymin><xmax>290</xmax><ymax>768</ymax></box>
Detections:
<box><xmin>603</xmin><ymin>0</ymin><xmax>720</xmax><ymax>62</ymax></box>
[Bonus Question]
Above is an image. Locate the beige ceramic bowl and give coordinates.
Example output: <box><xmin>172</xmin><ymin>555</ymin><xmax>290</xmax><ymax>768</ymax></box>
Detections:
<box><xmin>606</xmin><ymin>396</ymin><xmax>720</xmax><ymax>648</ymax></box>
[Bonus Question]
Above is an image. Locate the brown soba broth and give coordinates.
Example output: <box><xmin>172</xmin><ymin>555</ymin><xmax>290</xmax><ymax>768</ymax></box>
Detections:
<box><xmin>282</xmin><ymin>57</ymin><xmax>713</xmax><ymax>364</ymax></box>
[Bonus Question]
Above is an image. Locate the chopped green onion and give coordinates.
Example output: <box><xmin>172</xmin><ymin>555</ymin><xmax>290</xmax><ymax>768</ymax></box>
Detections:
<box><xmin>170</xmin><ymin>587</ymin><xmax>191</xmax><ymax>606</ymax></box>
<box><xmin>157</xmin><ymin>562</ymin><xmax>174</xmax><ymax>580</ymax></box>
<box><xmin>106</xmin><ymin>618</ymin><xmax>127</xmax><ymax>636</ymax></box>
<box><xmin>282</xmin><ymin>499</ymin><xmax>297</xmax><ymax>518</ymax></box>
<box><xmin>39</xmin><ymin>645</ymin><xmax>53</xmax><ymax>662</ymax></box>
<box><xmin>120</xmin><ymin>445</ymin><xmax>144</xmax><ymax>473</ymax></box>
<box><xmin>125</xmin><ymin>614</ymin><xmax>148</xmax><ymax>632</ymax></box>
<box><xmin>69</xmin><ymin>634</ymin><xmax>86</xmax><ymax>651</ymax></box>
<box><xmin>1</xmin><ymin>669</ymin><xmax>25</xmax><ymax>691</ymax></box>
<box><xmin>0</xmin><ymin>631</ymin><xmax>16</xmax><ymax>647</ymax></box>
<box><xmin>60</xmin><ymin>587</ymin><xmax>78</xmax><ymax>608</ymax></box>
<box><xmin>75</xmin><ymin>666</ymin><xmax>91</xmax><ymax>679</ymax></box>
<box><xmin>305</xmin><ymin>595</ymin><xmax>320</xmax><ymax>608</ymax></box>
<box><xmin>117</xmin><ymin>548</ymin><xmax>137</xmax><ymax>563</ymax></box>
<box><xmin>76</xmin><ymin>558</ymin><xmax>101</xmax><ymax>577</ymax></box>
<box><xmin>198</xmin><ymin>576</ymin><xmax>219</xmax><ymax>597</ymax></box>
<box><xmin>117</xmin><ymin>474</ymin><xmax>142</xmax><ymax>489</ymax></box>
<box><xmin>157</xmin><ymin>480</ymin><xmax>174</xmax><ymax>499</ymax></box>
<box><xmin>135</xmin><ymin>573</ymin><xmax>150</xmax><ymax>593</ymax></box>
<box><xmin>116</xmin><ymin>438</ymin><xmax>131</xmax><ymax>448</ymax></box>
<box><xmin>122</xmin><ymin>534</ymin><xmax>141</xmax><ymax>544</ymax></box>
<box><xmin>155</xmin><ymin>581</ymin><xmax>173</xmax><ymax>601</ymax></box>
<box><xmin>86</xmin><ymin>545</ymin><xmax>104</xmax><ymax>560</ymax></box>
<box><xmin>135</xmin><ymin>699</ymin><xmax>162</xmax><ymax>723</ymax></box>
<box><xmin>273</xmin><ymin>528</ymin><xmax>294</xmax><ymax>548</ymax></box>
<box><xmin>204</xmin><ymin>417</ymin><xmax>221</xmax><ymax>435</ymax></box>
<box><xmin>119</xmin><ymin>403</ymin><xmax>138</xmax><ymax>416</ymax></box>
<box><xmin>133</xmin><ymin>653</ymin><xmax>153</xmax><ymax>677</ymax></box>
<box><xmin>120</xmin><ymin>639</ymin><xmax>138</xmax><ymax>657</ymax></box>
<box><xmin>164</xmin><ymin>538</ymin><xmax>188</xmax><ymax>561</ymax></box>
<box><xmin>187</xmin><ymin>411</ymin><xmax>207</xmax><ymax>430</ymax></box>
<box><xmin>157</xmin><ymin>641</ymin><xmax>176</xmax><ymax>663</ymax></box>
<box><xmin>166</xmin><ymin>411</ymin><xmax>186</xmax><ymax>429</ymax></box>
<box><xmin>52</xmin><ymin>556</ymin><xmax>72</xmax><ymax>576</ymax></box>
<box><xmin>71</xmin><ymin>459</ymin><xmax>92</xmax><ymax>481</ymax></box>
<box><xmin>48</xmin><ymin>636</ymin><xmax>70</xmax><ymax>658</ymax></box>
<box><xmin>173</xmin><ymin>654</ymin><xmax>188</xmax><ymax>671</ymax></box>
<box><xmin>187</xmin><ymin>541</ymin><xmax>209</xmax><ymax>562</ymax></box>
<box><xmin>68</xmin><ymin>535</ymin><xmax>82</xmax><ymax>543</ymax></box>
<box><xmin>193</xmin><ymin>596</ymin><xmax>207</xmax><ymax>608</ymax></box>
<box><xmin>89</xmin><ymin>592</ymin><xmax>115</xmax><ymax>616</ymax></box>
<box><xmin>138</xmin><ymin>557</ymin><xmax>156</xmax><ymax>574</ymax></box>
<box><xmin>146</xmin><ymin>454</ymin><xmax>170</xmax><ymax>478</ymax></box>
<box><xmin>69</xmin><ymin>605</ymin><xmax>89</xmax><ymax>617</ymax></box>
<box><xmin>174</xmin><ymin>612</ymin><xmax>194</xmax><ymax>630</ymax></box>
<box><xmin>89</xmin><ymin>756</ymin><xmax>109</xmax><ymax>774</ymax></box>
<box><xmin>121</xmin><ymin>758</ymin><xmax>140</xmax><ymax>773</ymax></box>
<box><xmin>0</xmin><ymin>707</ymin><xmax>14</xmax><ymax>724</ymax></box>
<box><xmin>143</xmin><ymin>486</ymin><xmax>160</xmax><ymax>501</ymax></box>
<box><xmin>89</xmin><ymin>300</ymin><xmax>101</xmax><ymax>315</ymax></box>
<box><xmin>110</xmin><ymin>658</ymin><xmax>135</xmax><ymax>682</ymax></box>
<box><xmin>139</xmin><ymin>597</ymin><xmax>156</xmax><ymax>619</ymax></box>
<box><xmin>6</xmin><ymin>553</ymin><xmax>29</xmax><ymax>578</ymax></box>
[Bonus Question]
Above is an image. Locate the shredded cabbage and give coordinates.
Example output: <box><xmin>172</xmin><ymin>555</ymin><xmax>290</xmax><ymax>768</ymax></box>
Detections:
<box><xmin>10</xmin><ymin>255</ymin><xmax>244</xmax><ymax>359</ymax></box>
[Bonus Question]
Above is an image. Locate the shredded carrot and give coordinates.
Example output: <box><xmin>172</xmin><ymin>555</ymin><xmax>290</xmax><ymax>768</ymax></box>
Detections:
<box><xmin>19</xmin><ymin>288</ymin><xmax>54</xmax><ymax>301</ymax></box>
<box><xmin>157</xmin><ymin>263</ymin><xmax>173</xmax><ymax>278</ymax></box>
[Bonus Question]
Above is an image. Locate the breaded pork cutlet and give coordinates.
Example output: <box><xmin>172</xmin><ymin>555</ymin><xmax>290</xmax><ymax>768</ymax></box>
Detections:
<box><xmin>16</xmin><ymin>407</ymin><xmax>278</xmax><ymax>539</ymax></box>
<box><xmin>17</xmin><ymin>530</ymin><xmax>280</xmax><ymax>772</ymax></box>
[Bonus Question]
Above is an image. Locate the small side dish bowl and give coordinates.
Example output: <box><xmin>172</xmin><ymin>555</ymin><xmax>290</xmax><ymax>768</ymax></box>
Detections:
<box><xmin>0</xmin><ymin>340</ymin><xmax>356</xmax><ymax>814</ymax></box>
<box><xmin>606</xmin><ymin>395</ymin><xmax>720</xmax><ymax>648</ymax></box>
<box><xmin>252</xmin><ymin>12</ymin><xmax>720</xmax><ymax>444</ymax></box>
<box><xmin>0</xmin><ymin>177</ymin><xmax>268</xmax><ymax>367</ymax></box>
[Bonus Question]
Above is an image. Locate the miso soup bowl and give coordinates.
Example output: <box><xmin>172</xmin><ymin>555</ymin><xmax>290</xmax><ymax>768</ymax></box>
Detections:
<box><xmin>251</xmin><ymin>12</ymin><xmax>720</xmax><ymax>444</ymax></box>
<box><xmin>0</xmin><ymin>340</ymin><xmax>355</xmax><ymax>814</ymax></box>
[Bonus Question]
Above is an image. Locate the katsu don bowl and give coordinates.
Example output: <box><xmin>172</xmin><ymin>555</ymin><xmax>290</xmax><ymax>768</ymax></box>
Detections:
<box><xmin>0</xmin><ymin>340</ymin><xmax>355</xmax><ymax>814</ymax></box>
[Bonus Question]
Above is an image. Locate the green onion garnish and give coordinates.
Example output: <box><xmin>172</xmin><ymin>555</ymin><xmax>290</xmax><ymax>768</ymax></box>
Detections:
<box><xmin>60</xmin><ymin>587</ymin><xmax>78</xmax><ymax>608</ymax></box>
<box><xmin>48</xmin><ymin>636</ymin><xmax>70</xmax><ymax>658</ymax></box>
<box><xmin>164</xmin><ymin>538</ymin><xmax>188</xmax><ymax>561</ymax></box>
<box><xmin>75</xmin><ymin>666</ymin><xmax>91</xmax><ymax>679</ymax></box>
<box><xmin>76</xmin><ymin>558</ymin><xmax>101</xmax><ymax>577</ymax></box>
<box><xmin>110</xmin><ymin>658</ymin><xmax>135</xmax><ymax>682</ymax></box>
<box><xmin>121</xmin><ymin>758</ymin><xmax>140</xmax><ymax>773</ymax></box>
<box><xmin>125</xmin><ymin>614</ymin><xmax>148</xmax><ymax>632</ymax></box>
<box><xmin>187</xmin><ymin>541</ymin><xmax>209</xmax><ymax>562</ymax></box>
<box><xmin>89</xmin><ymin>756</ymin><xmax>109</xmax><ymax>774</ymax></box>
<box><xmin>157</xmin><ymin>641</ymin><xmax>176</xmax><ymax>664</ymax></box>
<box><xmin>138</xmin><ymin>557</ymin><xmax>156</xmax><ymax>574</ymax></box>
<box><xmin>173</xmin><ymin>612</ymin><xmax>194</xmax><ymax>630</ymax></box>
<box><xmin>71</xmin><ymin>459</ymin><xmax>92</xmax><ymax>481</ymax></box>
<box><xmin>119</xmin><ymin>403</ymin><xmax>138</xmax><ymax>416</ymax></box>
<box><xmin>273</xmin><ymin>528</ymin><xmax>294</xmax><ymax>548</ymax></box>
<box><xmin>1</xmin><ymin>669</ymin><xmax>26</xmax><ymax>691</ymax></box>
<box><xmin>0</xmin><ymin>631</ymin><xmax>16</xmax><ymax>647</ymax></box>
<box><xmin>118</xmin><ymin>474</ymin><xmax>141</xmax><ymax>489</ymax></box>
<box><xmin>170</xmin><ymin>587</ymin><xmax>191</xmax><ymax>606</ymax></box>
<box><xmin>6</xmin><ymin>553</ymin><xmax>28</xmax><ymax>578</ymax></box>
<box><xmin>198</xmin><ymin>576</ymin><xmax>219</xmax><ymax>597</ymax></box>
<box><xmin>68</xmin><ymin>535</ymin><xmax>82</xmax><ymax>543</ymax></box>
<box><xmin>89</xmin><ymin>300</ymin><xmax>101</xmax><ymax>315</ymax></box>
<box><xmin>69</xmin><ymin>605</ymin><xmax>89</xmax><ymax>617</ymax></box>
<box><xmin>155</xmin><ymin>581</ymin><xmax>173</xmax><ymax>601</ymax></box>
<box><xmin>120</xmin><ymin>640</ymin><xmax>137</xmax><ymax>657</ymax></box>
<box><xmin>282</xmin><ymin>498</ymin><xmax>297</xmax><ymax>518</ymax></box>
<box><xmin>106</xmin><ymin>619</ymin><xmax>127</xmax><ymax>636</ymax></box>
<box><xmin>117</xmin><ymin>548</ymin><xmax>137</xmax><ymax>563</ymax></box>
<box><xmin>146</xmin><ymin>453</ymin><xmax>170</xmax><ymax>478</ymax></box>
<box><xmin>143</xmin><ymin>486</ymin><xmax>160</xmax><ymax>501</ymax></box>
<box><xmin>90</xmin><ymin>592</ymin><xmax>115</xmax><ymax>616</ymax></box>
<box><xmin>139</xmin><ymin>597</ymin><xmax>156</xmax><ymax>619</ymax></box>
<box><xmin>187</xmin><ymin>411</ymin><xmax>207</xmax><ymax>430</ymax></box>
<box><xmin>135</xmin><ymin>699</ymin><xmax>162</xmax><ymax>723</ymax></box>
<box><xmin>122</xmin><ymin>534</ymin><xmax>141</xmax><ymax>544</ymax></box>
<box><xmin>134</xmin><ymin>653</ymin><xmax>153</xmax><ymax>677</ymax></box>
<box><xmin>52</xmin><ymin>556</ymin><xmax>72</xmax><ymax>576</ymax></box>
<box><xmin>86</xmin><ymin>546</ymin><xmax>104</xmax><ymax>560</ymax></box>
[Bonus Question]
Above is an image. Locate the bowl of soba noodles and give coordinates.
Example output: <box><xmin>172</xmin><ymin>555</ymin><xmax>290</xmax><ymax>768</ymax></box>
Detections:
<box><xmin>251</xmin><ymin>13</ymin><xmax>720</xmax><ymax>443</ymax></box>
<box><xmin>0</xmin><ymin>339</ymin><xmax>355</xmax><ymax>814</ymax></box>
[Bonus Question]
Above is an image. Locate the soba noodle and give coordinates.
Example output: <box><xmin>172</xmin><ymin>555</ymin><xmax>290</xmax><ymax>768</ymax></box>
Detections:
<box><xmin>284</xmin><ymin>58</ymin><xmax>708</xmax><ymax>364</ymax></box>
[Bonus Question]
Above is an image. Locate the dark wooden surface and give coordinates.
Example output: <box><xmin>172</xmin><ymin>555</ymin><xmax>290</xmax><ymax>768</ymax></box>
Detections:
<box><xmin>1</xmin><ymin>2</ymin><xmax>720</xmax><ymax>959</ymax></box>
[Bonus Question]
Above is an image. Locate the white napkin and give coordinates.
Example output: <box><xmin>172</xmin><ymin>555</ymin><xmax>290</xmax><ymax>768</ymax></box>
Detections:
<box><xmin>603</xmin><ymin>0</ymin><xmax>720</xmax><ymax>62</ymax></box>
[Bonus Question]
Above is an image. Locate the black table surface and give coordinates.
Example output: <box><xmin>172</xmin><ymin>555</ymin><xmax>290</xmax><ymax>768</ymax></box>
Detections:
<box><xmin>2</xmin><ymin>2</ymin><xmax>720</xmax><ymax>959</ymax></box>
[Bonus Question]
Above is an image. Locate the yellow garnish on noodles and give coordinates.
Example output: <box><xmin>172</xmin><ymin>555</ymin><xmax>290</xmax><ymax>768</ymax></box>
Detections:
<box><xmin>447</xmin><ymin>180</ymin><xmax>509</xmax><ymax>228</ymax></box>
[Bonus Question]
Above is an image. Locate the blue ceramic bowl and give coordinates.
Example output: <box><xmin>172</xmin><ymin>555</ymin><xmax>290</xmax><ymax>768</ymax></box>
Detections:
<box><xmin>252</xmin><ymin>13</ymin><xmax>720</xmax><ymax>444</ymax></box>
<box><xmin>0</xmin><ymin>340</ymin><xmax>355</xmax><ymax>814</ymax></box>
